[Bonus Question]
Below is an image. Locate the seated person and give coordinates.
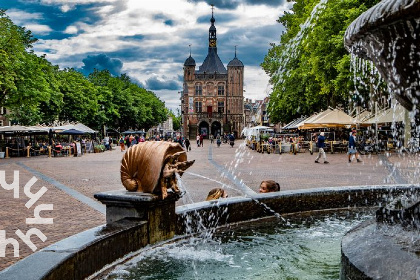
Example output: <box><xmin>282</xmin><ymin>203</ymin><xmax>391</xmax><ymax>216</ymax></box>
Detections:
<box><xmin>54</xmin><ymin>142</ymin><xmax>63</xmax><ymax>156</ymax></box>
<box><xmin>55</xmin><ymin>142</ymin><xmax>63</xmax><ymax>149</ymax></box>
<box><xmin>259</xmin><ymin>180</ymin><xmax>280</xmax><ymax>193</ymax></box>
<box><xmin>206</xmin><ymin>188</ymin><xmax>228</xmax><ymax>201</ymax></box>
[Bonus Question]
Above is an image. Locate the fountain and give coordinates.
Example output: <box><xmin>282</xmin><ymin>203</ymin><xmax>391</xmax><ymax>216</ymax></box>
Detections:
<box><xmin>344</xmin><ymin>0</ymin><xmax>420</xmax><ymax>111</ymax></box>
<box><xmin>342</xmin><ymin>0</ymin><xmax>420</xmax><ymax>279</ymax></box>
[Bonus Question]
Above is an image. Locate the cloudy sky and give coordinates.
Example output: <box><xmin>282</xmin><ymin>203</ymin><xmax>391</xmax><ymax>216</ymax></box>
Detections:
<box><xmin>0</xmin><ymin>0</ymin><xmax>290</xmax><ymax>112</ymax></box>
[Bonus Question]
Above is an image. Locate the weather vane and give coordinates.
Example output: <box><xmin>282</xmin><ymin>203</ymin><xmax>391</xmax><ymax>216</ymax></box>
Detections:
<box><xmin>189</xmin><ymin>44</ymin><xmax>192</xmax><ymax>56</ymax></box>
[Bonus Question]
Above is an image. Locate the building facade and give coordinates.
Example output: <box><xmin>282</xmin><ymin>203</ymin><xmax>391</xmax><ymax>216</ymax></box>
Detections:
<box><xmin>182</xmin><ymin>10</ymin><xmax>244</xmax><ymax>139</ymax></box>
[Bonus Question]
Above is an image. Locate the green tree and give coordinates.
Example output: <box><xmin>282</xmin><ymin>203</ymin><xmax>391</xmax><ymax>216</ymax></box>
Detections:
<box><xmin>58</xmin><ymin>68</ymin><xmax>99</xmax><ymax>124</ymax></box>
<box><xmin>88</xmin><ymin>70</ymin><xmax>168</xmax><ymax>132</ymax></box>
<box><xmin>0</xmin><ymin>9</ymin><xmax>59</xmax><ymax>124</ymax></box>
<box><xmin>262</xmin><ymin>0</ymin><xmax>382</xmax><ymax>124</ymax></box>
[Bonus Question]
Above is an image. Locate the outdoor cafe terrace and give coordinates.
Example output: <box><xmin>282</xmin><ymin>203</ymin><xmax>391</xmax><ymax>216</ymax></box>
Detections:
<box><xmin>244</xmin><ymin>105</ymin><xmax>413</xmax><ymax>155</ymax></box>
<box><xmin>0</xmin><ymin>123</ymin><xmax>98</xmax><ymax>158</ymax></box>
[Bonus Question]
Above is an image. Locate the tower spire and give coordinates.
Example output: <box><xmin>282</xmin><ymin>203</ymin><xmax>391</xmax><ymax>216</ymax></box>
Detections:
<box><xmin>208</xmin><ymin>4</ymin><xmax>217</xmax><ymax>51</ymax></box>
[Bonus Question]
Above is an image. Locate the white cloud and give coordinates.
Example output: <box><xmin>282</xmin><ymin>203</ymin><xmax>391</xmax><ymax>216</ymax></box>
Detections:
<box><xmin>25</xmin><ymin>24</ymin><xmax>53</xmax><ymax>34</ymax></box>
<box><xmin>60</xmin><ymin>4</ymin><xmax>75</xmax><ymax>13</ymax></box>
<box><xmin>64</xmin><ymin>25</ymin><xmax>78</xmax><ymax>34</ymax></box>
<box><xmin>6</xmin><ymin>9</ymin><xmax>52</xmax><ymax>34</ymax></box>
<box><xmin>6</xmin><ymin>9</ymin><xmax>44</xmax><ymax>25</ymax></box>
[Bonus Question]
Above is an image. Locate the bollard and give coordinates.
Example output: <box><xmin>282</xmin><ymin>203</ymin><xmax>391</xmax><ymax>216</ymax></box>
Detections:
<box><xmin>48</xmin><ymin>146</ymin><xmax>51</xmax><ymax>158</ymax></box>
<box><xmin>5</xmin><ymin>147</ymin><xmax>9</xmax><ymax>158</ymax></box>
<box><xmin>27</xmin><ymin>146</ymin><xmax>31</xmax><ymax>157</ymax></box>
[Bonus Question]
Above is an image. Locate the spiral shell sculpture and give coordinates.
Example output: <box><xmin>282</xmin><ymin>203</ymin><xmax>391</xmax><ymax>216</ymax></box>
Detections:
<box><xmin>120</xmin><ymin>141</ymin><xmax>195</xmax><ymax>199</ymax></box>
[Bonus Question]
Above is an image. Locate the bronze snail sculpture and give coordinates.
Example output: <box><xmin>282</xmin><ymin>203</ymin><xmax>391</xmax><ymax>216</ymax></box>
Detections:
<box><xmin>121</xmin><ymin>141</ymin><xmax>195</xmax><ymax>199</ymax></box>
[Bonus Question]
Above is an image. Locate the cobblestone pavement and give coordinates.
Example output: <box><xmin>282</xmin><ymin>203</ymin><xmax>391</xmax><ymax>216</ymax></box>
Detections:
<box><xmin>0</xmin><ymin>140</ymin><xmax>418</xmax><ymax>270</ymax></box>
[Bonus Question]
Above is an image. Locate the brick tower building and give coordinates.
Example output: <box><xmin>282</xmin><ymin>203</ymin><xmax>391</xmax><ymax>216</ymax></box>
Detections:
<box><xmin>181</xmin><ymin>8</ymin><xmax>244</xmax><ymax>139</ymax></box>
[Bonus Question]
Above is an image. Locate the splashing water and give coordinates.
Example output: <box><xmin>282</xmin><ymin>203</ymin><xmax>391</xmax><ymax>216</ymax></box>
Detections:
<box><xmin>102</xmin><ymin>210</ymin><xmax>373</xmax><ymax>280</ymax></box>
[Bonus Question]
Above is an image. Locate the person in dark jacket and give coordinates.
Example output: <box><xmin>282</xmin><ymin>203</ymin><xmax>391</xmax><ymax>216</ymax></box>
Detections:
<box><xmin>229</xmin><ymin>133</ymin><xmax>235</xmax><ymax>147</ymax></box>
<box><xmin>315</xmin><ymin>132</ymin><xmax>329</xmax><ymax>164</ymax></box>
<box><xmin>184</xmin><ymin>138</ymin><xmax>191</xmax><ymax>151</ymax></box>
<box><xmin>348</xmin><ymin>130</ymin><xmax>362</xmax><ymax>163</ymax></box>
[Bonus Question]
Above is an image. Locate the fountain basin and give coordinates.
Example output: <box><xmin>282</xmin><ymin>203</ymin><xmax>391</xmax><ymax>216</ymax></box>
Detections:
<box><xmin>102</xmin><ymin>210</ymin><xmax>374</xmax><ymax>280</ymax></box>
<box><xmin>1</xmin><ymin>185</ymin><xmax>418</xmax><ymax>280</ymax></box>
<box><xmin>344</xmin><ymin>0</ymin><xmax>420</xmax><ymax>110</ymax></box>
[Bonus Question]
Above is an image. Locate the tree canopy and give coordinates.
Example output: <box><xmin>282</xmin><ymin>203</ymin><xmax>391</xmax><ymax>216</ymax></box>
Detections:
<box><xmin>0</xmin><ymin>9</ymin><xmax>169</xmax><ymax>132</ymax></box>
<box><xmin>261</xmin><ymin>0</ymin><xmax>382</xmax><ymax>124</ymax></box>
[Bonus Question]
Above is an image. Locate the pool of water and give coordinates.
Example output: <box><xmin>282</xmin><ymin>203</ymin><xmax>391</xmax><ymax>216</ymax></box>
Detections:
<box><xmin>103</xmin><ymin>210</ymin><xmax>373</xmax><ymax>280</ymax></box>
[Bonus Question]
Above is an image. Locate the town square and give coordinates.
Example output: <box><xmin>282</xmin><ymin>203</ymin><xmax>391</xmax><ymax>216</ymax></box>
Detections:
<box><xmin>1</xmin><ymin>0</ymin><xmax>420</xmax><ymax>279</ymax></box>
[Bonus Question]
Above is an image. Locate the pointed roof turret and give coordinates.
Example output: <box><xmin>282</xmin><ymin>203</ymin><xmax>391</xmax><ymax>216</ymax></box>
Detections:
<box><xmin>184</xmin><ymin>55</ymin><xmax>196</xmax><ymax>66</ymax></box>
<box><xmin>184</xmin><ymin>44</ymin><xmax>196</xmax><ymax>66</ymax></box>
<box><xmin>228</xmin><ymin>46</ymin><xmax>244</xmax><ymax>67</ymax></box>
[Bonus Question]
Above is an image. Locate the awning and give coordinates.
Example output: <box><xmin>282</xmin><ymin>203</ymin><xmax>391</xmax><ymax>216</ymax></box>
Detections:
<box><xmin>0</xmin><ymin>125</ymin><xmax>49</xmax><ymax>134</ymax></box>
<box><xmin>296</xmin><ymin>109</ymin><xmax>332</xmax><ymax>129</ymax></box>
<box><xmin>58</xmin><ymin>129</ymin><xmax>89</xmax><ymax>135</ymax></box>
<box><xmin>53</xmin><ymin>123</ymin><xmax>96</xmax><ymax>133</ymax></box>
<box><xmin>363</xmin><ymin>104</ymin><xmax>407</xmax><ymax>124</ymax></box>
<box><xmin>282</xmin><ymin>116</ymin><xmax>307</xmax><ymax>130</ymax></box>
<box><xmin>298</xmin><ymin>109</ymin><xmax>355</xmax><ymax>129</ymax></box>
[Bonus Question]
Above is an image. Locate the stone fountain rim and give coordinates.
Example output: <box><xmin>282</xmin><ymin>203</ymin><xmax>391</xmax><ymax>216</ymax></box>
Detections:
<box><xmin>344</xmin><ymin>0</ymin><xmax>420</xmax><ymax>49</ymax></box>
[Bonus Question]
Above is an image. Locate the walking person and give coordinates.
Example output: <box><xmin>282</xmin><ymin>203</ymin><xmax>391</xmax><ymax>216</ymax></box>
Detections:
<box><xmin>199</xmin><ymin>134</ymin><xmax>204</xmax><ymax>147</ymax></box>
<box><xmin>348</xmin><ymin>130</ymin><xmax>362</xmax><ymax>163</ymax></box>
<box><xmin>196</xmin><ymin>134</ymin><xmax>200</xmax><ymax>147</ymax></box>
<box><xmin>125</xmin><ymin>135</ymin><xmax>131</xmax><ymax>149</ymax></box>
<box><xmin>229</xmin><ymin>133</ymin><xmax>235</xmax><ymax>148</ymax></box>
<box><xmin>119</xmin><ymin>136</ymin><xmax>125</xmax><ymax>152</ymax></box>
<box><xmin>216</xmin><ymin>134</ymin><xmax>221</xmax><ymax>147</ymax></box>
<box><xmin>184</xmin><ymin>138</ymin><xmax>191</xmax><ymax>151</ymax></box>
<box><xmin>314</xmin><ymin>132</ymin><xmax>329</xmax><ymax>164</ymax></box>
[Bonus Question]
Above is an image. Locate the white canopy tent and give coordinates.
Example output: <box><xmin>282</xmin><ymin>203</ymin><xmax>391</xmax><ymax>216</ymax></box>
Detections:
<box><xmin>363</xmin><ymin>104</ymin><xmax>407</xmax><ymax>124</ymax></box>
<box><xmin>245</xmin><ymin>125</ymin><xmax>274</xmax><ymax>142</ymax></box>
<box><xmin>53</xmin><ymin>123</ymin><xmax>97</xmax><ymax>134</ymax></box>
